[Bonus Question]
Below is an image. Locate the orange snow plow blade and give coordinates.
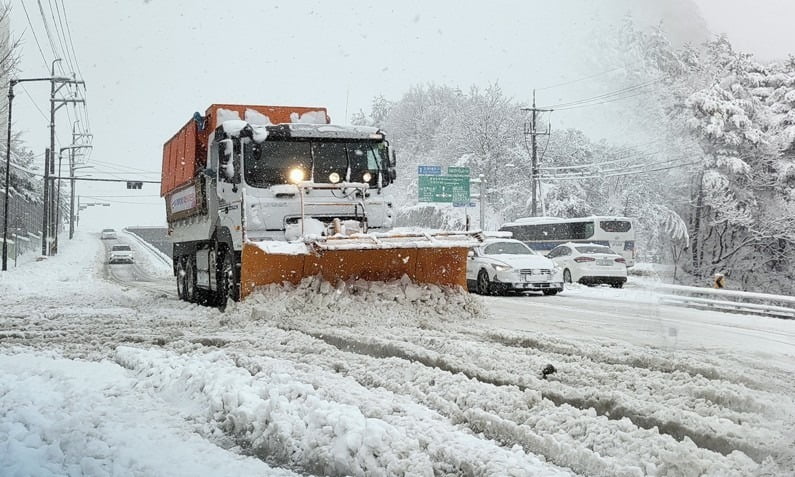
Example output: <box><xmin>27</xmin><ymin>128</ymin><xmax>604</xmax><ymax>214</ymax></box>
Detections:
<box><xmin>239</xmin><ymin>232</ymin><xmax>482</xmax><ymax>299</ymax></box>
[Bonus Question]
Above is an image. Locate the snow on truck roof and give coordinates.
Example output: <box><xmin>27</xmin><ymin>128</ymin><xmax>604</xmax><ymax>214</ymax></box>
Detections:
<box><xmin>220</xmin><ymin>120</ymin><xmax>384</xmax><ymax>141</ymax></box>
<box><xmin>502</xmin><ymin>216</ymin><xmax>634</xmax><ymax>226</ymax></box>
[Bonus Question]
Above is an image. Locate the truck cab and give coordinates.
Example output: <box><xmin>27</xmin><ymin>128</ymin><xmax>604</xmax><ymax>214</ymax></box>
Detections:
<box><xmin>208</xmin><ymin>121</ymin><xmax>397</xmax><ymax>247</ymax></box>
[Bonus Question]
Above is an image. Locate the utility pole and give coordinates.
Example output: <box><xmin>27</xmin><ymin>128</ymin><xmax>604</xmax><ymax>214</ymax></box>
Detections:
<box><xmin>45</xmin><ymin>58</ymin><xmax>85</xmax><ymax>255</ymax></box>
<box><xmin>54</xmin><ymin>145</ymin><xmax>90</xmax><ymax>251</ymax></box>
<box><xmin>521</xmin><ymin>90</ymin><xmax>552</xmax><ymax>217</ymax></box>
<box><xmin>70</xmin><ymin>122</ymin><xmax>92</xmax><ymax>239</ymax></box>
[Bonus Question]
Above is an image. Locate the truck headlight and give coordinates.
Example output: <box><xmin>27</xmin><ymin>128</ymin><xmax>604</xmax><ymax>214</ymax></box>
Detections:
<box><xmin>329</xmin><ymin>172</ymin><xmax>340</xmax><ymax>183</ymax></box>
<box><xmin>362</xmin><ymin>172</ymin><xmax>372</xmax><ymax>182</ymax></box>
<box><xmin>289</xmin><ymin>168</ymin><xmax>305</xmax><ymax>184</ymax></box>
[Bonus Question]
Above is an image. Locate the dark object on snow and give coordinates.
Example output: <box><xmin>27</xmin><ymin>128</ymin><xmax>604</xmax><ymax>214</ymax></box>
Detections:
<box><xmin>541</xmin><ymin>364</ymin><xmax>557</xmax><ymax>380</ymax></box>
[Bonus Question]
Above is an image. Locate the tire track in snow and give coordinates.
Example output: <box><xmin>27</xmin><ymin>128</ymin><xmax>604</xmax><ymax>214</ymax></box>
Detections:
<box><xmin>244</xmin><ymin>323</ymin><xmax>767</xmax><ymax>476</ymax></box>
<box><xmin>282</xmin><ymin>324</ymin><xmax>781</xmax><ymax>465</ymax></box>
<box><xmin>471</xmin><ymin>313</ymin><xmax>777</xmax><ymax>393</ymax></box>
<box><xmin>465</xmin><ymin>328</ymin><xmax>787</xmax><ymax>418</ymax></box>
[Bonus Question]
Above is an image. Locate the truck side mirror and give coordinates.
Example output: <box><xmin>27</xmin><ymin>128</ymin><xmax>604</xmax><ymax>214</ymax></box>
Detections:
<box><xmin>218</xmin><ymin>139</ymin><xmax>235</xmax><ymax>181</ymax></box>
<box><xmin>219</xmin><ymin>139</ymin><xmax>233</xmax><ymax>166</ymax></box>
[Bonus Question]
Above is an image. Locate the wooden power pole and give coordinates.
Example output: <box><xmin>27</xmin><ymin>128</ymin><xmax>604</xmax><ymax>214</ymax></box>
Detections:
<box><xmin>521</xmin><ymin>90</ymin><xmax>552</xmax><ymax>217</ymax></box>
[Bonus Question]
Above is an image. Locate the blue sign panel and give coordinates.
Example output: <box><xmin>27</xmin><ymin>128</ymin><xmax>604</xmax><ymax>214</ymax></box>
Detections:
<box><xmin>418</xmin><ymin>165</ymin><xmax>442</xmax><ymax>175</ymax></box>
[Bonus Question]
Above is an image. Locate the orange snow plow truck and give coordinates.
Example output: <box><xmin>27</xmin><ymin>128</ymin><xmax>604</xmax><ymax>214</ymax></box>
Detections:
<box><xmin>161</xmin><ymin>104</ymin><xmax>481</xmax><ymax>309</ymax></box>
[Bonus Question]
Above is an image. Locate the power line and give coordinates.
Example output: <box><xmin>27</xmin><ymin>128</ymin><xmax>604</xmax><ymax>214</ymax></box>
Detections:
<box><xmin>58</xmin><ymin>0</ymin><xmax>93</xmax><ymax>159</ymax></box>
<box><xmin>35</xmin><ymin>0</ymin><xmax>60</xmax><ymax>61</ymax></box>
<box><xmin>58</xmin><ymin>0</ymin><xmax>85</xmax><ymax>82</ymax></box>
<box><xmin>535</xmin><ymin>66</ymin><xmax>626</xmax><ymax>92</ymax></box>
<box><xmin>539</xmin><ymin>148</ymin><xmax>669</xmax><ymax>172</ymax></box>
<box><xmin>545</xmin><ymin>151</ymin><xmax>701</xmax><ymax>177</ymax></box>
<box><xmin>87</xmin><ymin>159</ymin><xmax>160</xmax><ymax>175</ymax></box>
<box><xmin>551</xmin><ymin>89</ymin><xmax>654</xmax><ymax>112</ymax></box>
<box><xmin>543</xmin><ymin>159</ymin><xmax>702</xmax><ymax>181</ymax></box>
<box><xmin>19</xmin><ymin>1</ymin><xmax>49</xmax><ymax>68</ymax></box>
<box><xmin>18</xmin><ymin>84</ymin><xmax>49</xmax><ymax>120</ymax></box>
<box><xmin>539</xmin><ymin>78</ymin><xmax>664</xmax><ymax>110</ymax></box>
<box><xmin>47</xmin><ymin>0</ymin><xmax>75</xmax><ymax>74</ymax></box>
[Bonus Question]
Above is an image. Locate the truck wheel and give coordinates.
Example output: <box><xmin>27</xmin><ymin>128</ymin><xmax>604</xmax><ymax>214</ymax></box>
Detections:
<box><xmin>185</xmin><ymin>257</ymin><xmax>197</xmax><ymax>303</ymax></box>
<box><xmin>175</xmin><ymin>257</ymin><xmax>187</xmax><ymax>300</ymax></box>
<box><xmin>216</xmin><ymin>250</ymin><xmax>237</xmax><ymax>311</ymax></box>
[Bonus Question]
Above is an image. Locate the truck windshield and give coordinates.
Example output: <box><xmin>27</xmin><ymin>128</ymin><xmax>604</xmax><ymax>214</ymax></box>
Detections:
<box><xmin>244</xmin><ymin>140</ymin><xmax>387</xmax><ymax>188</ymax></box>
<box><xmin>245</xmin><ymin>141</ymin><xmax>312</xmax><ymax>187</ymax></box>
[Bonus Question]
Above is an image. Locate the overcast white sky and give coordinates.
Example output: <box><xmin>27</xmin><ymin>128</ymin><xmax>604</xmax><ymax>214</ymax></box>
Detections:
<box><xmin>8</xmin><ymin>0</ymin><xmax>794</xmax><ymax>230</ymax></box>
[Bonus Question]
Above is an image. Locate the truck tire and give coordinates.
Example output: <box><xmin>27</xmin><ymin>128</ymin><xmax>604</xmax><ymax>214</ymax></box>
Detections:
<box><xmin>216</xmin><ymin>249</ymin><xmax>237</xmax><ymax>311</ymax></box>
<box><xmin>175</xmin><ymin>257</ymin><xmax>187</xmax><ymax>301</ymax></box>
<box><xmin>185</xmin><ymin>256</ymin><xmax>197</xmax><ymax>303</ymax></box>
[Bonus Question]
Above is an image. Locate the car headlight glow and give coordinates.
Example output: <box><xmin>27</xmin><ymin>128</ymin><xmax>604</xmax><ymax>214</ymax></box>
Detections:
<box><xmin>288</xmin><ymin>167</ymin><xmax>305</xmax><ymax>184</ymax></box>
<box><xmin>329</xmin><ymin>172</ymin><xmax>341</xmax><ymax>183</ymax></box>
<box><xmin>493</xmin><ymin>264</ymin><xmax>512</xmax><ymax>272</ymax></box>
<box><xmin>362</xmin><ymin>172</ymin><xmax>372</xmax><ymax>182</ymax></box>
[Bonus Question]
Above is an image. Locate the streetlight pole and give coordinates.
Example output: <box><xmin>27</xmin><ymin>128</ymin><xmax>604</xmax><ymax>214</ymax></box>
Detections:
<box><xmin>1</xmin><ymin>79</ymin><xmax>15</xmax><ymax>271</ymax></box>
<box><xmin>2</xmin><ymin>74</ymin><xmax>71</xmax><ymax>271</ymax></box>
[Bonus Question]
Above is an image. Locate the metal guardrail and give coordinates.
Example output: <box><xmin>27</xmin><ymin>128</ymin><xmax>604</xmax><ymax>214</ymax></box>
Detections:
<box><xmin>653</xmin><ymin>283</ymin><xmax>795</xmax><ymax>319</ymax></box>
<box><xmin>123</xmin><ymin>228</ymin><xmax>172</xmax><ymax>266</ymax></box>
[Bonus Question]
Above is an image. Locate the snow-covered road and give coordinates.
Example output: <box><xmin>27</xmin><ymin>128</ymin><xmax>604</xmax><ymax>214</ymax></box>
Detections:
<box><xmin>1</xmin><ymin>231</ymin><xmax>793</xmax><ymax>476</ymax></box>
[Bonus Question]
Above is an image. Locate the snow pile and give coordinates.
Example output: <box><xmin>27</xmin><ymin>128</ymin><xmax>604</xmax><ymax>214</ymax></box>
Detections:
<box><xmin>242</xmin><ymin>275</ymin><xmax>488</xmax><ymax>328</ymax></box>
<box><xmin>114</xmin><ymin>346</ymin><xmax>436</xmax><ymax>477</ymax></box>
<box><xmin>111</xmin><ymin>344</ymin><xmax>573</xmax><ymax>477</ymax></box>
<box><xmin>0</xmin><ymin>350</ymin><xmax>294</xmax><ymax>477</ymax></box>
<box><xmin>122</xmin><ymin>229</ymin><xmax>172</xmax><ymax>279</ymax></box>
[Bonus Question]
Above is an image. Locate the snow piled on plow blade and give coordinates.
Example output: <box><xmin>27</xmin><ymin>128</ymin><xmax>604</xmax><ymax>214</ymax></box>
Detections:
<box><xmin>240</xmin><ymin>232</ymin><xmax>483</xmax><ymax>299</ymax></box>
<box><xmin>241</xmin><ymin>274</ymin><xmax>489</xmax><ymax>327</ymax></box>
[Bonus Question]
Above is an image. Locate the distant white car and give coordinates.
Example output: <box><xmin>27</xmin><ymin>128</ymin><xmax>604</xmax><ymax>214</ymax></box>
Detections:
<box><xmin>546</xmin><ymin>242</ymin><xmax>627</xmax><ymax>288</ymax></box>
<box><xmin>101</xmin><ymin>228</ymin><xmax>117</xmax><ymax>240</ymax></box>
<box><xmin>108</xmin><ymin>244</ymin><xmax>134</xmax><ymax>264</ymax></box>
<box><xmin>466</xmin><ymin>238</ymin><xmax>564</xmax><ymax>296</ymax></box>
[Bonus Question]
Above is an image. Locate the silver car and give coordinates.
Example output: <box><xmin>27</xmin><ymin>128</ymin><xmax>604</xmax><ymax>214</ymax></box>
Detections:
<box><xmin>466</xmin><ymin>239</ymin><xmax>564</xmax><ymax>295</ymax></box>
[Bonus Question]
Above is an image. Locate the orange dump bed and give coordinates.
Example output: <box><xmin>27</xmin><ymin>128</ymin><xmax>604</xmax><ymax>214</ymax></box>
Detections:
<box><xmin>161</xmin><ymin>104</ymin><xmax>329</xmax><ymax>197</ymax></box>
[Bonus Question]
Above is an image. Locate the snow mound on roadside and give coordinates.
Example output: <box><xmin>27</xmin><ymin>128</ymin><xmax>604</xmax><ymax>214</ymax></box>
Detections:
<box><xmin>240</xmin><ymin>275</ymin><xmax>489</xmax><ymax>327</ymax></box>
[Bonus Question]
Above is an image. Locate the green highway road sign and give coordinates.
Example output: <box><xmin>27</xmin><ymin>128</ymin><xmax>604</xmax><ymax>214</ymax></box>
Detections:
<box><xmin>447</xmin><ymin>166</ymin><xmax>470</xmax><ymax>176</ymax></box>
<box><xmin>418</xmin><ymin>175</ymin><xmax>470</xmax><ymax>203</ymax></box>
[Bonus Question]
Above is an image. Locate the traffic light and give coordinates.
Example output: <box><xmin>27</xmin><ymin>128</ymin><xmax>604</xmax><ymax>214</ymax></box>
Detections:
<box><xmin>126</xmin><ymin>181</ymin><xmax>143</xmax><ymax>189</ymax></box>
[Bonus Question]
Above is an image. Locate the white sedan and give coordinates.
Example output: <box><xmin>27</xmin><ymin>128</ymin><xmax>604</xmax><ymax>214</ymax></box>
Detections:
<box><xmin>545</xmin><ymin>242</ymin><xmax>627</xmax><ymax>288</ymax></box>
<box><xmin>466</xmin><ymin>239</ymin><xmax>564</xmax><ymax>296</ymax></box>
<box><xmin>108</xmin><ymin>244</ymin><xmax>134</xmax><ymax>264</ymax></box>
